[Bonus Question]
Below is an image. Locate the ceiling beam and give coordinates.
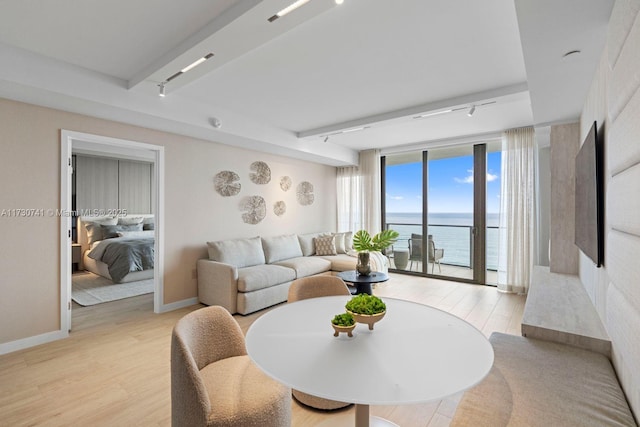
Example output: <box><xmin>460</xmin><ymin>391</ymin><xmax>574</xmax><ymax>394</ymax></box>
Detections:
<box><xmin>296</xmin><ymin>82</ymin><xmax>529</xmax><ymax>139</ymax></box>
<box><xmin>127</xmin><ymin>0</ymin><xmax>263</xmax><ymax>89</ymax></box>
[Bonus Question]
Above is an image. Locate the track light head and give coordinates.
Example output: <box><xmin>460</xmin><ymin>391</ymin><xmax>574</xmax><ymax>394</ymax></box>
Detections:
<box><xmin>158</xmin><ymin>82</ymin><xmax>166</xmax><ymax>97</ymax></box>
<box><xmin>467</xmin><ymin>105</ymin><xmax>476</xmax><ymax>117</ymax></box>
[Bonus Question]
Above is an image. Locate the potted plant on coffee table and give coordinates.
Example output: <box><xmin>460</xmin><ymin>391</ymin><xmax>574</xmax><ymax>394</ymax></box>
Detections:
<box><xmin>352</xmin><ymin>229</ymin><xmax>399</xmax><ymax>275</ymax></box>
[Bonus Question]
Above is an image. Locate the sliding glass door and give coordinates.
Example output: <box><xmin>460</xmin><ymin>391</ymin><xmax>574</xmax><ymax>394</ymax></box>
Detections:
<box><xmin>383</xmin><ymin>143</ymin><xmax>499</xmax><ymax>285</ymax></box>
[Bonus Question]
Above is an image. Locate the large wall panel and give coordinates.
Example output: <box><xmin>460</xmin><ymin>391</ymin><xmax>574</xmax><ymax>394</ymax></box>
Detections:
<box><xmin>75</xmin><ymin>156</ymin><xmax>118</xmax><ymax>211</ymax></box>
<box><xmin>118</xmin><ymin>160</ymin><xmax>151</xmax><ymax>214</ymax></box>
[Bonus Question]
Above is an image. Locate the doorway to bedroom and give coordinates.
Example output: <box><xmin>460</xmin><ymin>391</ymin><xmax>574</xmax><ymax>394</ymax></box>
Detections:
<box><xmin>60</xmin><ymin>131</ymin><xmax>164</xmax><ymax>333</ymax></box>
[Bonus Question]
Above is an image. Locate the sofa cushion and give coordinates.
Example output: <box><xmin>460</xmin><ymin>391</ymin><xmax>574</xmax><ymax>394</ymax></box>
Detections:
<box><xmin>207</xmin><ymin>236</ymin><xmax>265</xmax><ymax>268</ymax></box>
<box><xmin>314</xmin><ymin>235</ymin><xmax>337</xmax><ymax>256</ymax></box>
<box><xmin>317</xmin><ymin>254</ymin><xmax>357</xmax><ymax>272</ymax></box>
<box><xmin>262</xmin><ymin>234</ymin><xmax>303</xmax><ymax>264</ymax></box>
<box><xmin>333</xmin><ymin>231</ymin><xmax>353</xmax><ymax>254</ymax></box>
<box><xmin>450</xmin><ymin>332</ymin><xmax>637</xmax><ymax>427</ymax></box>
<box><xmin>274</xmin><ymin>256</ymin><xmax>332</xmax><ymax>278</ymax></box>
<box><xmin>297</xmin><ymin>232</ymin><xmax>322</xmax><ymax>256</ymax></box>
<box><xmin>237</xmin><ymin>264</ymin><xmax>296</xmax><ymax>292</ymax></box>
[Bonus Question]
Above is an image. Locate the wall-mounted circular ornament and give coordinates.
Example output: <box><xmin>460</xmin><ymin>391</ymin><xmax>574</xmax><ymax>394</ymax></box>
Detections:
<box><xmin>296</xmin><ymin>181</ymin><xmax>315</xmax><ymax>206</ymax></box>
<box><xmin>280</xmin><ymin>176</ymin><xmax>292</xmax><ymax>192</ymax></box>
<box><xmin>249</xmin><ymin>161</ymin><xmax>271</xmax><ymax>185</ymax></box>
<box><xmin>214</xmin><ymin>170</ymin><xmax>241</xmax><ymax>197</ymax></box>
<box><xmin>274</xmin><ymin>201</ymin><xmax>286</xmax><ymax>216</ymax></box>
<box><xmin>240</xmin><ymin>195</ymin><xmax>266</xmax><ymax>224</ymax></box>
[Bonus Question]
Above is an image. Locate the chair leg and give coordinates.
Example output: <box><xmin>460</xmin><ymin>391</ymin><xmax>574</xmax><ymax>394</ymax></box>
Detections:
<box><xmin>437</xmin><ymin>261</ymin><xmax>441</xmax><ymax>273</ymax></box>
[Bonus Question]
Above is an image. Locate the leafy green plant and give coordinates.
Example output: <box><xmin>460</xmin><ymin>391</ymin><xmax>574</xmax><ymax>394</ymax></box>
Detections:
<box><xmin>352</xmin><ymin>229</ymin><xmax>399</xmax><ymax>252</ymax></box>
<box><xmin>345</xmin><ymin>294</ymin><xmax>386</xmax><ymax>315</ymax></box>
<box><xmin>331</xmin><ymin>312</ymin><xmax>355</xmax><ymax>326</ymax></box>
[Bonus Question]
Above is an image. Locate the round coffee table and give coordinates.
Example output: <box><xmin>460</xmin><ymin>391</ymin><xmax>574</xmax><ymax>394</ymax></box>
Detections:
<box><xmin>337</xmin><ymin>270</ymin><xmax>389</xmax><ymax>295</ymax></box>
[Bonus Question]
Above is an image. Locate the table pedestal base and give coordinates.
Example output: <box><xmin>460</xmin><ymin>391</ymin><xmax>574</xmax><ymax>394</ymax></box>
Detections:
<box><xmin>314</xmin><ymin>404</ymin><xmax>398</xmax><ymax>427</ymax></box>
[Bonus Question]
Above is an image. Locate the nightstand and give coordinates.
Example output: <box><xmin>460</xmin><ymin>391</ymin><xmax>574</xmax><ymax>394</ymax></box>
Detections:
<box><xmin>72</xmin><ymin>243</ymin><xmax>81</xmax><ymax>271</ymax></box>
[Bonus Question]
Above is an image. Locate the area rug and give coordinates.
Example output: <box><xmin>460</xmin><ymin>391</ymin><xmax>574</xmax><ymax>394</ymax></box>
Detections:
<box><xmin>72</xmin><ymin>272</ymin><xmax>154</xmax><ymax>306</ymax></box>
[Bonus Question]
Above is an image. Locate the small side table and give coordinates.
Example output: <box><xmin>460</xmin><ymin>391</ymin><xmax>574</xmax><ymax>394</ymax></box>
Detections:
<box><xmin>337</xmin><ymin>270</ymin><xmax>389</xmax><ymax>295</ymax></box>
<box><xmin>393</xmin><ymin>249</ymin><xmax>409</xmax><ymax>270</ymax></box>
<box><xmin>71</xmin><ymin>243</ymin><xmax>81</xmax><ymax>271</ymax></box>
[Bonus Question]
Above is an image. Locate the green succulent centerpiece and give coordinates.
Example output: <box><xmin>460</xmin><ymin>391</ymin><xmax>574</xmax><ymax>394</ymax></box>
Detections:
<box><xmin>345</xmin><ymin>294</ymin><xmax>387</xmax><ymax>330</ymax></box>
<box><xmin>331</xmin><ymin>312</ymin><xmax>355</xmax><ymax>326</ymax></box>
<box><xmin>352</xmin><ymin>229</ymin><xmax>399</xmax><ymax>276</ymax></box>
<box><xmin>331</xmin><ymin>312</ymin><xmax>356</xmax><ymax>337</ymax></box>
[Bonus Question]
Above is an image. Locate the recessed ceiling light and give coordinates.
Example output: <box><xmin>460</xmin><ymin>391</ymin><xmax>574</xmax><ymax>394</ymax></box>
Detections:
<box><xmin>414</xmin><ymin>109</ymin><xmax>453</xmax><ymax>119</ymax></box>
<box><xmin>335</xmin><ymin>0</ymin><xmax>344</xmax><ymax>4</ymax></box>
<box><xmin>268</xmin><ymin>0</ymin><xmax>311</xmax><ymax>22</ymax></box>
<box><xmin>165</xmin><ymin>53</ymin><xmax>214</xmax><ymax>82</ymax></box>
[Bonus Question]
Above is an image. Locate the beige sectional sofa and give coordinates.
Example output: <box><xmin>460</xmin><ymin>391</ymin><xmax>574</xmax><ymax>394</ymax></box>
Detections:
<box><xmin>197</xmin><ymin>232</ymin><xmax>387</xmax><ymax>315</ymax></box>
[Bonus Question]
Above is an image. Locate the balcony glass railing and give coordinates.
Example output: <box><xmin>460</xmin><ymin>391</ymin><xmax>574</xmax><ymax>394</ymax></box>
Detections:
<box><xmin>386</xmin><ymin>222</ymin><xmax>499</xmax><ymax>271</ymax></box>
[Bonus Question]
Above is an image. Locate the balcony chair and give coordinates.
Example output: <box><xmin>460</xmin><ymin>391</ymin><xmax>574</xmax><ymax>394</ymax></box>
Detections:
<box><xmin>428</xmin><ymin>235</ymin><xmax>444</xmax><ymax>273</ymax></box>
<box><xmin>287</xmin><ymin>275</ymin><xmax>353</xmax><ymax>411</ymax></box>
<box><xmin>408</xmin><ymin>233</ymin><xmax>423</xmax><ymax>272</ymax></box>
<box><xmin>409</xmin><ymin>234</ymin><xmax>445</xmax><ymax>273</ymax></box>
<box><xmin>171</xmin><ymin>306</ymin><xmax>291</xmax><ymax>427</ymax></box>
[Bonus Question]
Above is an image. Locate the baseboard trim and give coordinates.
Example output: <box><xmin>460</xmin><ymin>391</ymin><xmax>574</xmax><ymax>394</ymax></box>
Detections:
<box><xmin>158</xmin><ymin>297</ymin><xmax>200</xmax><ymax>313</ymax></box>
<box><xmin>0</xmin><ymin>329</ymin><xmax>68</xmax><ymax>355</ymax></box>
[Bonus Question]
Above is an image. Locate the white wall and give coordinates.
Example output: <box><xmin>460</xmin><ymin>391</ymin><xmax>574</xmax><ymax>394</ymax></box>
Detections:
<box><xmin>0</xmin><ymin>97</ymin><xmax>337</xmax><ymax>347</ymax></box>
<box><xmin>580</xmin><ymin>0</ymin><xmax>640</xmax><ymax>417</ymax></box>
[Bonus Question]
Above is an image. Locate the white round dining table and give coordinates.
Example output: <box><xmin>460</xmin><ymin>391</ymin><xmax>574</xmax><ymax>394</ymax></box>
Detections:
<box><xmin>245</xmin><ymin>296</ymin><xmax>493</xmax><ymax>427</ymax></box>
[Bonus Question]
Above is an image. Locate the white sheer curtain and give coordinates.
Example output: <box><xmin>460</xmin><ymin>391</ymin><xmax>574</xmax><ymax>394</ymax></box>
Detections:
<box><xmin>336</xmin><ymin>149</ymin><xmax>381</xmax><ymax>233</ymax></box>
<box><xmin>497</xmin><ymin>127</ymin><xmax>536</xmax><ymax>294</ymax></box>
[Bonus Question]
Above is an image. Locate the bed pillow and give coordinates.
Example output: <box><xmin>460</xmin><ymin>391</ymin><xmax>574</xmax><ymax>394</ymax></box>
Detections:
<box><xmin>117</xmin><ymin>230</ymin><xmax>155</xmax><ymax>239</ymax></box>
<box><xmin>84</xmin><ymin>217</ymin><xmax>118</xmax><ymax>245</ymax></box>
<box><xmin>102</xmin><ymin>223</ymin><xmax>143</xmax><ymax>239</ymax></box>
<box><xmin>314</xmin><ymin>235</ymin><xmax>337</xmax><ymax>256</ymax></box>
<box><xmin>117</xmin><ymin>216</ymin><xmax>144</xmax><ymax>225</ymax></box>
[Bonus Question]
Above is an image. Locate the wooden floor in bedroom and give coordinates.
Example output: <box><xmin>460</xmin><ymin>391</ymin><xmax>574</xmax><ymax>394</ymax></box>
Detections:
<box><xmin>0</xmin><ymin>273</ymin><xmax>525</xmax><ymax>427</ymax></box>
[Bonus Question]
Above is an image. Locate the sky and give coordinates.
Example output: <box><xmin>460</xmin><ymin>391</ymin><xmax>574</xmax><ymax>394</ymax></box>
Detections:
<box><xmin>385</xmin><ymin>151</ymin><xmax>502</xmax><ymax>214</ymax></box>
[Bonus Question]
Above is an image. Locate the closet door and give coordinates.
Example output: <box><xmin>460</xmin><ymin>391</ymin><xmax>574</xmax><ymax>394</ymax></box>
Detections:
<box><xmin>75</xmin><ymin>156</ymin><xmax>119</xmax><ymax>211</ymax></box>
<box><xmin>118</xmin><ymin>160</ymin><xmax>151</xmax><ymax>214</ymax></box>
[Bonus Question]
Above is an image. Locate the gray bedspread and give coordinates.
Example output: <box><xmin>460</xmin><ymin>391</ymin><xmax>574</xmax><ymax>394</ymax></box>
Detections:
<box><xmin>90</xmin><ymin>237</ymin><xmax>154</xmax><ymax>283</ymax></box>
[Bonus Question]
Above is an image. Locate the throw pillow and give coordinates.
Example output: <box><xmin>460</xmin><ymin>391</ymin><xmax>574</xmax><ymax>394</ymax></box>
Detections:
<box><xmin>333</xmin><ymin>233</ymin><xmax>346</xmax><ymax>254</ymax></box>
<box><xmin>314</xmin><ymin>235</ymin><xmax>337</xmax><ymax>256</ymax></box>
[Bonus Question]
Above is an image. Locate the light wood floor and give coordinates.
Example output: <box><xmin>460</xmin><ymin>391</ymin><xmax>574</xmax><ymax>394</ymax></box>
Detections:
<box><xmin>0</xmin><ymin>274</ymin><xmax>525</xmax><ymax>427</ymax></box>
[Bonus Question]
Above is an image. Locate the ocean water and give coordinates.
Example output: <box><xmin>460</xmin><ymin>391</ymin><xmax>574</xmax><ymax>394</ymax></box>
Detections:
<box><xmin>385</xmin><ymin>212</ymin><xmax>500</xmax><ymax>270</ymax></box>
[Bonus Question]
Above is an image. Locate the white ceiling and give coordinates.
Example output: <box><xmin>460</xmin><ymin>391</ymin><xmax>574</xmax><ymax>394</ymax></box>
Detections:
<box><xmin>0</xmin><ymin>0</ymin><xmax>613</xmax><ymax>166</ymax></box>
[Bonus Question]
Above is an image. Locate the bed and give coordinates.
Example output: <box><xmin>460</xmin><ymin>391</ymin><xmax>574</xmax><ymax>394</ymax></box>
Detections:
<box><xmin>78</xmin><ymin>215</ymin><xmax>155</xmax><ymax>284</ymax></box>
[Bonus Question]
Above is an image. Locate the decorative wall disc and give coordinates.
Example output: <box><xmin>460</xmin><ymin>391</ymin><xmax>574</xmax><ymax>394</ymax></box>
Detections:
<box><xmin>280</xmin><ymin>176</ymin><xmax>292</xmax><ymax>192</ymax></box>
<box><xmin>240</xmin><ymin>195</ymin><xmax>266</xmax><ymax>224</ymax></box>
<box><xmin>274</xmin><ymin>201</ymin><xmax>286</xmax><ymax>216</ymax></box>
<box><xmin>214</xmin><ymin>170</ymin><xmax>241</xmax><ymax>197</ymax></box>
<box><xmin>296</xmin><ymin>181</ymin><xmax>315</xmax><ymax>206</ymax></box>
<box><xmin>249</xmin><ymin>161</ymin><xmax>271</xmax><ymax>185</ymax></box>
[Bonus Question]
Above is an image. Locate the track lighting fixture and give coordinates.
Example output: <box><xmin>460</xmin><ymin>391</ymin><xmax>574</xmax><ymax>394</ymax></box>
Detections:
<box><xmin>324</xmin><ymin>135</ymin><xmax>329</xmax><ymax>142</ymax></box>
<box><xmin>158</xmin><ymin>82</ymin><xmax>166</xmax><ymax>97</ymax></box>
<box><xmin>467</xmin><ymin>105</ymin><xmax>476</xmax><ymax>117</ymax></box>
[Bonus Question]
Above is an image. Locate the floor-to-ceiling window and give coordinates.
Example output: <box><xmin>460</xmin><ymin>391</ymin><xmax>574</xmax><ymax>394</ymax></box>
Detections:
<box><xmin>383</xmin><ymin>142</ymin><xmax>501</xmax><ymax>285</ymax></box>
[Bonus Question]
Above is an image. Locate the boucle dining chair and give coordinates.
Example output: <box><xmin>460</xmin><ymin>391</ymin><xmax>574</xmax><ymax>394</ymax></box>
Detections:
<box><xmin>287</xmin><ymin>275</ymin><xmax>353</xmax><ymax>411</ymax></box>
<box><xmin>171</xmin><ymin>306</ymin><xmax>291</xmax><ymax>427</ymax></box>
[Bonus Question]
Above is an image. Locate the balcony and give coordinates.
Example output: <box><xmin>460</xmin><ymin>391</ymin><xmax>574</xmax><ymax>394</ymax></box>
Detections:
<box><xmin>386</xmin><ymin>222</ymin><xmax>499</xmax><ymax>285</ymax></box>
